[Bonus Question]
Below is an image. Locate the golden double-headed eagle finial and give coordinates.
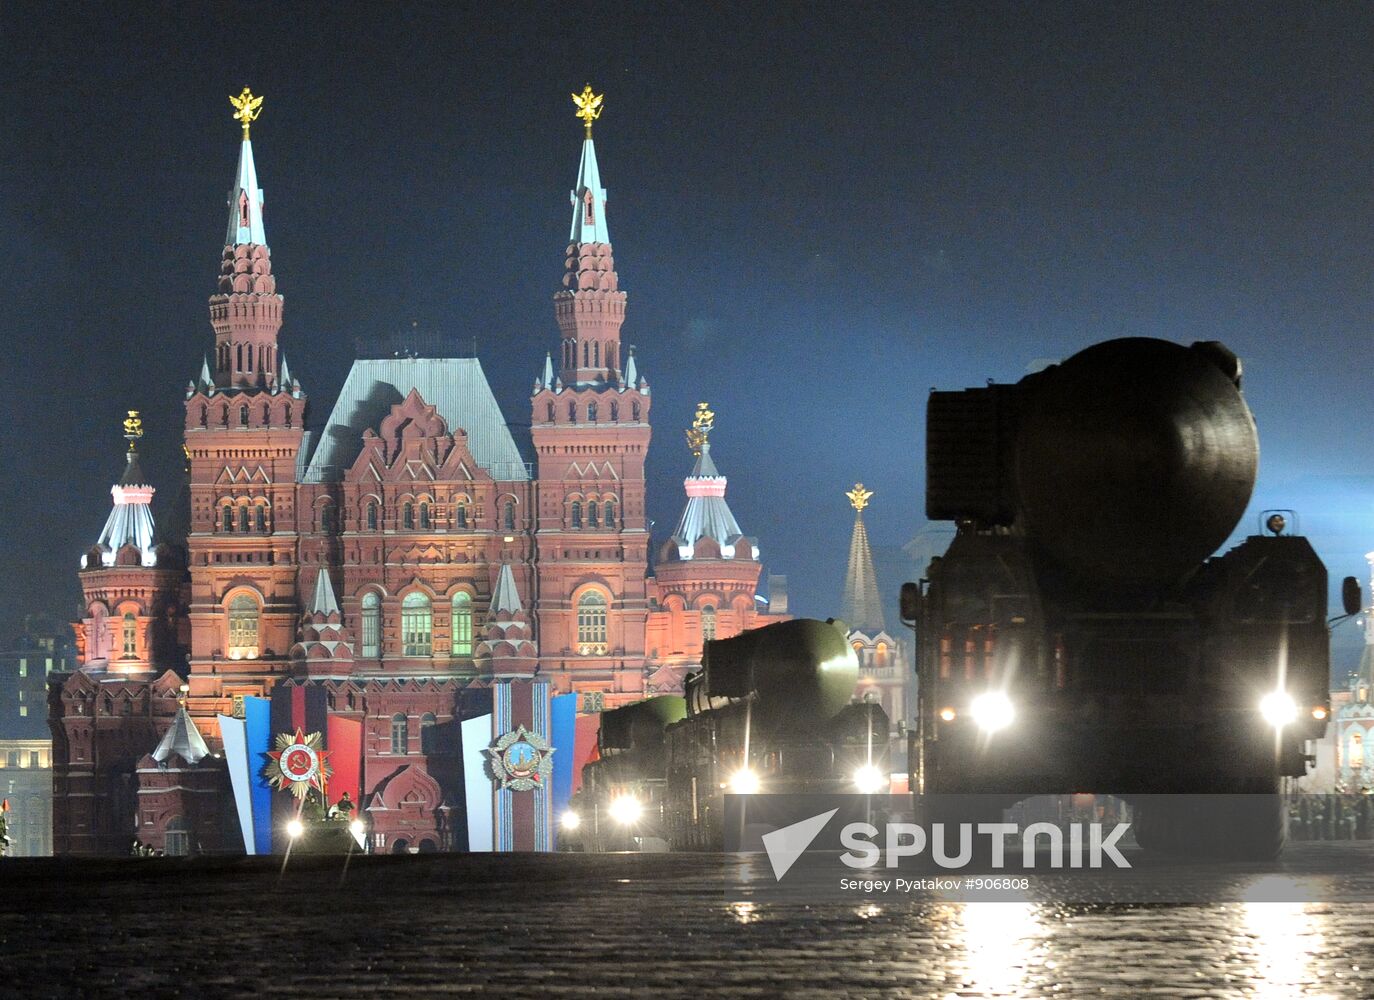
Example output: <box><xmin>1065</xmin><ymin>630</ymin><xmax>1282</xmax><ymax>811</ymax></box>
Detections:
<box><xmin>229</xmin><ymin>87</ymin><xmax>264</xmax><ymax>139</ymax></box>
<box><xmin>123</xmin><ymin>410</ymin><xmax>144</xmax><ymax>451</ymax></box>
<box><xmin>685</xmin><ymin>401</ymin><xmax>715</xmax><ymax>456</ymax></box>
<box><xmin>847</xmin><ymin>483</ymin><xmax>874</xmax><ymax>512</ymax></box>
<box><xmin>571</xmin><ymin>84</ymin><xmax>604</xmax><ymax>137</ymax></box>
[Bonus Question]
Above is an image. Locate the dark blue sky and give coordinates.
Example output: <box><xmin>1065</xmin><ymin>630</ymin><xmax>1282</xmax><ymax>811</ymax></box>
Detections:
<box><xmin>5</xmin><ymin>3</ymin><xmax>1374</xmax><ymax>664</ymax></box>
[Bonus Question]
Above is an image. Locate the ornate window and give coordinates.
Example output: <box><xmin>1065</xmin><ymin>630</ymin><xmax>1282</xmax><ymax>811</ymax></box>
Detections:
<box><xmin>420</xmin><ymin>713</ymin><xmax>438</xmax><ymax>754</ymax></box>
<box><xmin>604</xmin><ymin>499</ymin><xmax>617</xmax><ymax>528</ymax></box>
<box><xmin>360</xmin><ymin>592</ymin><xmax>380</xmax><ymax>657</ymax></box>
<box><xmin>419</xmin><ymin>502</ymin><xmax>431</xmax><ymax>529</ymax></box>
<box><xmin>875</xmin><ymin>642</ymin><xmax>889</xmax><ymax>668</ymax></box>
<box><xmin>588</xmin><ymin>501</ymin><xmax>600</xmax><ymax>528</ymax></box>
<box><xmin>366</xmin><ymin>502</ymin><xmax>378</xmax><ymax>530</ymax></box>
<box><xmin>255</xmin><ymin>505</ymin><xmax>267</xmax><ymax>533</ymax></box>
<box><xmin>456</xmin><ymin>502</ymin><xmax>468</xmax><ymax>529</ymax></box>
<box><xmin>610</xmin><ymin>401</ymin><xmax>619</xmax><ymax>421</ymax></box>
<box><xmin>588</xmin><ymin>401</ymin><xmax>598</xmax><ymax>422</ymax></box>
<box><xmin>571</xmin><ymin>502</ymin><xmax>582</xmax><ymax>529</ymax></box>
<box><xmin>239</xmin><ymin>506</ymin><xmax>250</xmax><ymax>532</ymax></box>
<box><xmin>632</xmin><ymin>401</ymin><xmax>641</xmax><ymax>421</ymax></box>
<box><xmin>546</xmin><ymin>401</ymin><xmax>555</xmax><ymax>423</ymax></box>
<box><xmin>1352</xmin><ymin>731</ymin><xmax>1366</xmax><ymax>771</ymax></box>
<box><xmin>503</xmin><ymin>500</ymin><xmax>516</xmax><ymax>531</ymax></box>
<box><xmin>451</xmin><ymin>592</ymin><xmax>474</xmax><ymax>656</ymax></box>
<box><xmin>227</xmin><ymin>594</ymin><xmax>259</xmax><ymax>659</ymax></box>
<box><xmin>320</xmin><ymin>503</ymin><xmax>336</xmax><ymax>533</ymax></box>
<box><xmin>221</xmin><ymin>506</ymin><xmax>233</xmax><ymax>532</ymax></box>
<box><xmin>701</xmin><ymin>606</ymin><xmax>717</xmax><ymax>642</ymax></box>
<box><xmin>239</xmin><ymin>404</ymin><xmax>249</xmax><ymax>427</ymax></box>
<box><xmin>568</xmin><ymin>400</ymin><xmax>577</xmax><ymax>422</ymax></box>
<box><xmin>403</xmin><ymin>502</ymin><xmax>414</xmax><ymax>529</ymax></box>
<box><xmin>577</xmin><ymin>591</ymin><xmax>608</xmax><ymax>655</ymax></box>
<box><xmin>121</xmin><ymin>613</ymin><xmax>137</xmax><ymax>658</ymax></box>
<box><xmin>390</xmin><ymin>714</ymin><xmax>409</xmax><ymax>755</ymax></box>
<box><xmin>401</xmin><ymin>593</ymin><xmax>432</xmax><ymax>656</ymax></box>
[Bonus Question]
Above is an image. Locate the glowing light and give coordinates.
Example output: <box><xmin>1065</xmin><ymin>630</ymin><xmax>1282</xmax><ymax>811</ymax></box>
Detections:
<box><xmin>853</xmin><ymin>764</ymin><xmax>887</xmax><ymax>794</ymax></box>
<box><xmin>728</xmin><ymin>768</ymin><xmax>761</xmax><ymax>794</ymax></box>
<box><xmin>939</xmin><ymin>706</ymin><xmax>957</xmax><ymax>722</ymax></box>
<box><xmin>560</xmin><ymin>810</ymin><xmax>581</xmax><ymax>831</ymax></box>
<box><xmin>349</xmin><ymin>819</ymin><xmax>365</xmax><ymax>837</ymax></box>
<box><xmin>1311</xmin><ymin>706</ymin><xmax>1328</xmax><ymax>721</ymax></box>
<box><xmin>286</xmin><ymin>819</ymin><xmax>304</xmax><ymax>839</ymax></box>
<box><xmin>1239</xmin><ymin>881</ymin><xmax>1327</xmax><ymax>1000</ymax></box>
<box><xmin>1259</xmin><ymin>691</ymin><xmax>1298</xmax><ymax>728</ymax></box>
<box><xmin>970</xmin><ymin>691</ymin><xmax>1015</xmax><ymax>733</ymax></box>
<box><xmin>608</xmin><ymin>795</ymin><xmax>642</xmax><ymax>826</ymax></box>
<box><xmin>955</xmin><ymin>900</ymin><xmax>1044</xmax><ymax>996</ymax></box>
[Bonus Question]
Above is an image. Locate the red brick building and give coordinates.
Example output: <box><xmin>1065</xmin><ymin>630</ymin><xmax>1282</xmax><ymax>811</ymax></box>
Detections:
<box><xmin>51</xmin><ymin>91</ymin><xmax>787</xmax><ymax>854</ymax></box>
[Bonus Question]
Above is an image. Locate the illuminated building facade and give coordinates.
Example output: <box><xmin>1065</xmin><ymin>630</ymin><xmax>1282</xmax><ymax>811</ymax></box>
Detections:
<box><xmin>50</xmin><ymin>88</ymin><xmax>787</xmax><ymax>854</ymax></box>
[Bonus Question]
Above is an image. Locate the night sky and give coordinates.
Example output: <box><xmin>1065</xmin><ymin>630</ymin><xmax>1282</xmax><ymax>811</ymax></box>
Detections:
<box><xmin>6</xmin><ymin>4</ymin><xmax>1374</xmax><ymax>667</ymax></box>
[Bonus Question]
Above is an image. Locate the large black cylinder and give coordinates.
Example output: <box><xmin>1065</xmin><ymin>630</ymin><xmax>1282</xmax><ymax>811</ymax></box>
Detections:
<box><xmin>928</xmin><ymin>338</ymin><xmax>1259</xmax><ymax>588</ymax></box>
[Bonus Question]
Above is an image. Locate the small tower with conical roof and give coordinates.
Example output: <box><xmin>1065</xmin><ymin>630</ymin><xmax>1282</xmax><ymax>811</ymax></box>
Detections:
<box><xmin>841</xmin><ymin>485</ymin><xmax>909</xmax><ymax>731</ymax></box>
<box><xmin>644</xmin><ymin>404</ymin><xmax>790</xmax><ymax>694</ymax></box>
<box><xmin>531</xmin><ymin>86</ymin><xmax>653</xmax><ymax>710</ymax></box>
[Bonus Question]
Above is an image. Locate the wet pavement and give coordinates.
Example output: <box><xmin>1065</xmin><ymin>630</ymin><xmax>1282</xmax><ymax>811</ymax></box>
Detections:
<box><xmin>3</xmin><ymin>844</ymin><xmax>1374</xmax><ymax>998</ymax></box>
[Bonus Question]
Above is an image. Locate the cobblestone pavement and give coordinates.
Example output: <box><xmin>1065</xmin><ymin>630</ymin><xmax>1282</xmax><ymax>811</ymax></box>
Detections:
<box><xmin>4</xmin><ymin>844</ymin><xmax>1374</xmax><ymax>999</ymax></box>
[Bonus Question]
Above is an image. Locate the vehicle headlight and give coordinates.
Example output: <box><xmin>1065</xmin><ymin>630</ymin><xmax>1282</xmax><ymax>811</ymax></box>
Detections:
<box><xmin>1259</xmin><ymin>690</ymin><xmax>1298</xmax><ymax>728</ymax></box>
<box><xmin>560</xmin><ymin>810</ymin><xmax>581</xmax><ymax>831</ymax></box>
<box><xmin>349</xmin><ymin>819</ymin><xmax>365</xmax><ymax>837</ymax></box>
<box><xmin>608</xmin><ymin>795</ymin><xmax>643</xmax><ymax>826</ymax></box>
<box><xmin>853</xmin><ymin>764</ymin><xmax>887</xmax><ymax>794</ymax></box>
<box><xmin>970</xmin><ymin>691</ymin><xmax>1015</xmax><ymax>733</ymax></box>
<box><xmin>728</xmin><ymin>768</ymin><xmax>761</xmax><ymax>795</ymax></box>
<box><xmin>286</xmin><ymin>819</ymin><xmax>304</xmax><ymax>840</ymax></box>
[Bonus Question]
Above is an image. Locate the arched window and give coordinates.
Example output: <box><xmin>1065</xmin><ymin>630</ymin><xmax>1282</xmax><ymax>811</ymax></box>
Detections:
<box><xmin>121</xmin><ymin>613</ymin><xmax>137</xmax><ymax>658</ymax></box>
<box><xmin>593</xmin><ymin>341</ymin><xmax>600</xmax><ymax>368</ymax></box>
<box><xmin>589</xmin><ymin>501</ymin><xmax>601</xmax><ymax>528</ymax></box>
<box><xmin>320</xmin><ymin>503</ymin><xmax>336</xmax><ymax>533</ymax></box>
<box><xmin>366</xmin><ymin>502</ymin><xmax>378</xmax><ymax>530</ymax></box>
<box><xmin>875</xmin><ymin>642</ymin><xmax>890</xmax><ymax>668</ymax></box>
<box><xmin>360</xmin><ymin>592</ymin><xmax>381</xmax><ymax>657</ymax></box>
<box><xmin>604</xmin><ymin>500</ymin><xmax>617</xmax><ymax>528</ymax></box>
<box><xmin>571</xmin><ymin>502</ymin><xmax>582</xmax><ymax>529</ymax></box>
<box><xmin>227</xmin><ymin>594</ymin><xmax>259</xmax><ymax>659</ymax></box>
<box><xmin>451</xmin><ymin>592</ymin><xmax>473</xmax><ymax>656</ymax></box>
<box><xmin>632</xmin><ymin>401</ymin><xmax>641</xmax><ymax>421</ymax></box>
<box><xmin>239</xmin><ymin>506</ymin><xmax>250</xmax><ymax>532</ymax></box>
<box><xmin>577</xmin><ymin>591</ymin><xmax>608</xmax><ymax>654</ymax></box>
<box><xmin>255</xmin><ymin>505</ymin><xmax>267</xmax><ymax>533</ymax></box>
<box><xmin>403</xmin><ymin>502</ymin><xmax>414</xmax><ymax>529</ymax></box>
<box><xmin>701</xmin><ymin>605</ymin><xmax>717</xmax><ymax>642</ymax></box>
<box><xmin>1352</xmin><ymin>731</ymin><xmax>1366</xmax><ymax>771</ymax></box>
<box><xmin>456</xmin><ymin>502</ymin><xmax>468</xmax><ymax>529</ymax></box>
<box><xmin>284</xmin><ymin>403</ymin><xmax>293</xmax><ymax>428</ymax></box>
<box><xmin>420</xmin><ymin>713</ymin><xmax>438</xmax><ymax>754</ymax></box>
<box><xmin>546</xmin><ymin>401</ymin><xmax>555</xmax><ymax>423</ymax></box>
<box><xmin>235</xmin><ymin>344</ymin><xmax>243</xmax><ymax>371</ymax></box>
<box><xmin>222</xmin><ymin>506</ymin><xmax>234</xmax><ymax>533</ymax></box>
<box><xmin>503</xmin><ymin>500</ymin><xmax>516</xmax><ymax>531</ymax></box>
<box><xmin>588</xmin><ymin>401</ymin><xmax>598</xmax><ymax>422</ymax></box>
<box><xmin>401</xmin><ymin>593</ymin><xmax>432</xmax><ymax>656</ymax></box>
<box><xmin>419</xmin><ymin>502</ymin><xmax>430</xmax><ymax>529</ymax></box>
<box><xmin>391</xmin><ymin>714</ymin><xmax>409</xmax><ymax>755</ymax></box>
<box><xmin>568</xmin><ymin>401</ymin><xmax>577</xmax><ymax>422</ymax></box>
<box><xmin>610</xmin><ymin>401</ymin><xmax>619</xmax><ymax>421</ymax></box>
<box><xmin>239</xmin><ymin>404</ymin><xmax>249</xmax><ymax>427</ymax></box>
<box><xmin>583</xmin><ymin>342</ymin><xmax>589</xmax><ymax>368</ymax></box>
<box><xmin>199</xmin><ymin>405</ymin><xmax>208</xmax><ymax>427</ymax></box>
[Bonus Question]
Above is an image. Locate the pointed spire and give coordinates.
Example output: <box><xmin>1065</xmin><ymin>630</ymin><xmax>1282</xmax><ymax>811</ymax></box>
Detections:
<box><xmin>91</xmin><ymin>413</ymin><xmax>157</xmax><ymax>568</ymax></box>
<box><xmin>226</xmin><ymin>88</ymin><xmax>267</xmax><ymax>246</ymax></box>
<box><xmin>279</xmin><ymin>352</ymin><xmax>292</xmax><ymax>388</ymax></box>
<box><xmin>490</xmin><ymin>563</ymin><xmax>524</xmax><ymax>617</ymax></box>
<box><xmin>672</xmin><ymin>404</ymin><xmax>747</xmax><ymax>560</ymax></box>
<box><xmin>569</xmin><ymin>85</ymin><xmax>610</xmax><ymax>245</ymax></box>
<box><xmin>542</xmin><ymin>352</ymin><xmax>554</xmax><ymax>388</ymax></box>
<box><xmin>198</xmin><ymin>356</ymin><xmax>213</xmax><ymax>388</ymax></box>
<box><xmin>841</xmin><ymin>485</ymin><xmax>885</xmax><ymax>631</ymax></box>
<box><xmin>308</xmin><ymin>567</ymin><xmax>341</xmax><ymax>616</ymax></box>
<box><xmin>624</xmin><ymin>346</ymin><xmax>638</xmax><ymax>386</ymax></box>
<box><xmin>152</xmin><ymin>698</ymin><xmax>211</xmax><ymax>765</ymax></box>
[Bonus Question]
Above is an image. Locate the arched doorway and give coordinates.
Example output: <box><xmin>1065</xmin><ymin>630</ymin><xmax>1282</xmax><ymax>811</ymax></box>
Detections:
<box><xmin>390</xmin><ymin>838</ymin><xmax>410</xmax><ymax>855</ymax></box>
<box><xmin>417</xmin><ymin>838</ymin><xmax>437</xmax><ymax>853</ymax></box>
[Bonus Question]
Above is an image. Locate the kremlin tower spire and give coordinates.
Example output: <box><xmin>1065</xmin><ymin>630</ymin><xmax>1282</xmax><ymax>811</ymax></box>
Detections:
<box><xmin>211</xmin><ymin>88</ymin><xmax>282</xmax><ymax>390</ymax></box>
<box><xmin>842</xmin><ymin>484</ymin><xmax>885</xmax><ymax>631</ymax></box>
<box><xmin>556</xmin><ymin>85</ymin><xmax>626</xmax><ymax>386</ymax></box>
<box><xmin>90</xmin><ymin>411</ymin><xmax>158</xmax><ymax>568</ymax></box>
<box><xmin>670</xmin><ymin>403</ymin><xmax>751</xmax><ymax>560</ymax></box>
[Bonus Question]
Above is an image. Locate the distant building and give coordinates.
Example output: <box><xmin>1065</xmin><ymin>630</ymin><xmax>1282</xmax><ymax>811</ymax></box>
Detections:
<box><xmin>840</xmin><ymin>485</ymin><xmax>910</xmax><ymax>731</ymax></box>
<box><xmin>0</xmin><ymin>621</ymin><xmax>72</xmax><ymax>856</ymax></box>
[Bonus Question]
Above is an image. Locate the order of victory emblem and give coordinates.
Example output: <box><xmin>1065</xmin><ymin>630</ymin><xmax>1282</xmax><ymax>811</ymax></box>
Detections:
<box><xmin>265</xmin><ymin>728</ymin><xmax>332</xmax><ymax>799</ymax></box>
<box><xmin>486</xmin><ymin>725</ymin><xmax>554</xmax><ymax>791</ymax></box>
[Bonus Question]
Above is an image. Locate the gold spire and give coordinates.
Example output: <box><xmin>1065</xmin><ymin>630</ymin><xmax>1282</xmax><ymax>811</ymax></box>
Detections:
<box><xmin>846</xmin><ymin>483</ymin><xmax>873</xmax><ymax>512</ymax></box>
<box><xmin>571</xmin><ymin>84</ymin><xmax>604</xmax><ymax>138</ymax></box>
<box><xmin>123</xmin><ymin>410</ymin><xmax>144</xmax><ymax>452</ymax></box>
<box><xmin>229</xmin><ymin>87</ymin><xmax>264</xmax><ymax>140</ymax></box>
<box><xmin>686</xmin><ymin>401</ymin><xmax>715</xmax><ymax>456</ymax></box>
